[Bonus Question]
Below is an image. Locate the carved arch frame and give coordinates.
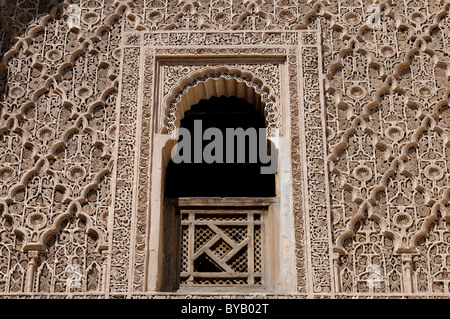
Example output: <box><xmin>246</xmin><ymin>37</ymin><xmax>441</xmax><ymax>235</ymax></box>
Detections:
<box><xmin>110</xmin><ymin>30</ymin><xmax>333</xmax><ymax>296</ymax></box>
<box><xmin>160</xmin><ymin>66</ymin><xmax>281</xmax><ymax>135</ymax></box>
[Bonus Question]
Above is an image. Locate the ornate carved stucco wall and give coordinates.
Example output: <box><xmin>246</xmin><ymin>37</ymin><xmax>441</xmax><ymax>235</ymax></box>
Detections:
<box><xmin>0</xmin><ymin>0</ymin><xmax>448</xmax><ymax>298</ymax></box>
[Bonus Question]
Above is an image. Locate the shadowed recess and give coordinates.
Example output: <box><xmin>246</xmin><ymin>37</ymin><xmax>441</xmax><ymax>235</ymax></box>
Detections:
<box><xmin>165</xmin><ymin>96</ymin><xmax>276</xmax><ymax>198</ymax></box>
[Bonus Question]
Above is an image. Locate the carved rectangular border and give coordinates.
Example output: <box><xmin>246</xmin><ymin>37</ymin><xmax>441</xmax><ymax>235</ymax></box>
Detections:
<box><xmin>299</xmin><ymin>44</ymin><xmax>333</xmax><ymax>294</ymax></box>
<box><xmin>108</xmin><ymin>30</ymin><xmax>332</xmax><ymax>296</ymax></box>
<box><xmin>108</xmin><ymin>46</ymin><xmax>141</xmax><ymax>294</ymax></box>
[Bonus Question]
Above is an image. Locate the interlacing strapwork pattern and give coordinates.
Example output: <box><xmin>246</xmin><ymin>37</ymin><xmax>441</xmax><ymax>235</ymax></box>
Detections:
<box><xmin>0</xmin><ymin>217</ymin><xmax>27</xmax><ymax>293</ymax></box>
<box><xmin>180</xmin><ymin>210</ymin><xmax>264</xmax><ymax>287</ymax></box>
<box><xmin>0</xmin><ymin>0</ymin><xmax>134</xmax><ymax>293</ymax></box>
<box><xmin>323</xmin><ymin>0</ymin><xmax>450</xmax><ymax>294</ymax></box>
<box><xmin>0</xmin><ymin>0</ymin><xmax>448</xmax><ymax>296</ymax></box>
<box><xmin>34</xmin><ymin>216</ymin><xmax>104</xmax><ymax>293</ymax></box>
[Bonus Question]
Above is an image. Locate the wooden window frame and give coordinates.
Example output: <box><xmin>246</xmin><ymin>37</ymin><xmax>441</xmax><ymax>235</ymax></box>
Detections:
<box><xmin>161</xmin><ymin>197</ymin><xmax>277</xmax><ymax>293</ymax></box>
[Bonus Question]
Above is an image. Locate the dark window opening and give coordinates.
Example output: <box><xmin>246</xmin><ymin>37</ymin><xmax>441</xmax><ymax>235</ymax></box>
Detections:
<box><xmin>165</xmin><ymin>96</ymin><xmax>276</xmax><ymax>198</ymax></box>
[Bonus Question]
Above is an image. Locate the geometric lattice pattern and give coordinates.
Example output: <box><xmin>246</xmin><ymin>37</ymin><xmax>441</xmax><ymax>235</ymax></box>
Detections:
<box><xmin>180</xmin><ymin>210</ymin><xmax>263</xmax><ymax>287</ymax></box>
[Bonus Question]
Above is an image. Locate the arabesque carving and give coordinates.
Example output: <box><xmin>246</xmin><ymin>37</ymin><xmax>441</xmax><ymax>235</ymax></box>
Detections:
<box><xmin>0</xmin><ymin>0</ymin><xmax>448</xmax><ymax>298</ymax></box>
